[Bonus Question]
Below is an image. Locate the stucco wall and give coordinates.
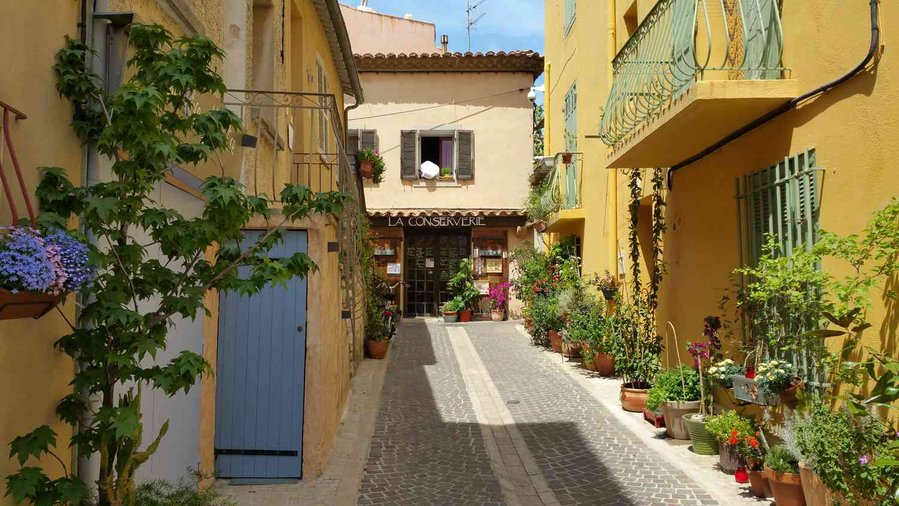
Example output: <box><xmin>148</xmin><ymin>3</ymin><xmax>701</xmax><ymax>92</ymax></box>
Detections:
<box><xmin>0</xmin><ymin>4</ymin><xmax>82</xmax><ymax>503</ymax></box>
<box><xmin>339</xmin><ymin>4</ymin><xmax>439</xmax><ymax>55</ymax></box>
<box><xmin>350</xmin><ymin>71</ymin><xmax>536</xmax><ymax>211</ymax></box>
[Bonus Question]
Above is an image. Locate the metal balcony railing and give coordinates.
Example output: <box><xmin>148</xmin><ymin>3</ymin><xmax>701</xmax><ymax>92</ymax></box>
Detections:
<box><xmin>0</xmin><ymin>100</ymin><xmax>35</xmax><ymax>226</ymax></box>
<box><xmin>599</xmin><ymin>0</ymin><xmax>785</xmax><ymax>146</ymax></box>
<box><xmin>539</xmin><ymin>153</ymin><xmax>583</xmax><ymax>218</ymax></box>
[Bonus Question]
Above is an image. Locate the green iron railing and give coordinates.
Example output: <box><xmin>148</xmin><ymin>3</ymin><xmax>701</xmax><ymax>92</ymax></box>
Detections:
<box><xmin>599</xmin><ymin>0</ymin><xmax>785</xmax><ymax>146</ymax></box>
<box><xmin>539</xmin><ymin>154</ymin><xmax>583</xmax><ymax>218</ymax></box>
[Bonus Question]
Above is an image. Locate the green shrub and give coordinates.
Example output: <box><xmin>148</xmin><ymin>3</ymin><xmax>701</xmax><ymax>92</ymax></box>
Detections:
<box><xmin>134</xmin><ymin>479</ymin><xmax>235</xmax><ymax>506</ymax></box>
<box><xmin>704</xmin><ymin>410</ymin><xmax>755</xmax><ymax>444</ymax></box>
<box><xmin>765</xmin><ymin>446</ymin><xmax>799</xmax><ymax>474</ymax></box>
<box><xmin>646</xmin><ymin>366</ymin><xmax>700</xmax><ymax>412</ymax></box>
<box><xmin>529</xmin><ymin>295</ymin><xmax>563</xmax><ymax>347</ymax></box>
<box><xmin>564</xmin><ymin>295</ymin><xmax>607</xmax><ymax>348</ymax></box>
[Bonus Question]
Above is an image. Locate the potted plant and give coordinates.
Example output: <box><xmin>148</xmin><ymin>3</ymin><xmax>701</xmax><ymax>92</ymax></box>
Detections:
<box><xmin>756</xmin><ymin>359</ymin><xmax>802</xmax><ymax>406</ymax></box>
<box><xmin>357</xmin><ymin>148</ymin><xmax>385</xmax><ymax>184</ymax></box>
<box><xmin>646</xmin><ymin>367</ymin><xmax>701</xmax><ymax>440</ymax></box>
<box><xmin>612</xmin><ymin>297</ymin><xmax>660</xmax><ymax>412</ymax></box>
<box><xmin>0</xmin><ymin>226</ymin><xmax>92</xmax><ymax>320</ymax></box>
<box><xmin>580</xmin><ymin>347</ymin><xmax>597</xmax><ymax>371</ymax></box>
<box><xmin>488</xmin><ymin>282</ymin><xmax>510</xmax><ymax>321</ymax></box>
<box><xmin>682</xmin><ymin>339</ymin><xmax>720</xmax><ymax>456</ymax></box>
<box><xmin>438</xmin><ymin>166</ymin><xmax>453</xmax><ymax>180</ymax></box>
<box><xmin>530</xmin><ymin>294</ymin><xmax>564</xmax><ymax>351</ymax></box>
<box><xmin>365</xmin><ymin>291</ymin><xmax>392</xmax><ymax>360</ymax></box>
<box><xmin>442</xmin><ymin>297</ymin><xmax>464</xmax><ymax>323</ymax></box>
<box><xmin>738</xmin><ymin>432</ymin><xmax>771</xmax><ymax>498</ymax></box>
<box><xmin>448</xmin><ymin>259</ymin><xmax>480</xmax><ymax>322</ymax></box>
<box><xmin>765</xmin><ymin>446</ymin><xmax>806</xmax><ymax>506</ymax></box>
<box><xmin>705</xmin><ymin>410</ymin><xmax>754</xmax><ymax>473</ymax></box>
<box><xmin>591</xmin><ymin>270</ymin><xmax>618</xmax><ymax>301</ymax></box>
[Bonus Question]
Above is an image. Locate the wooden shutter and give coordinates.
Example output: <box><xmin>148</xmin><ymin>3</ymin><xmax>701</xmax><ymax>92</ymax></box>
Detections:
<box><xmin>360</xmin><ymin>129</ymin><xmax>377</xmax><ymax>152</ymax></box>
<box><xmin>400</xmin><ymin>130</ymin><xmax>418</xmax><ymax>179</ymax></box>
<box><xmin>456</xmin><ymin>130</ymin><xmax>474</xmax><ymax>180</ymax></box>
<box><xmin>347</xmin><ymin>130</ymin><xmax>360</xmax><ymax>174</ymax></box>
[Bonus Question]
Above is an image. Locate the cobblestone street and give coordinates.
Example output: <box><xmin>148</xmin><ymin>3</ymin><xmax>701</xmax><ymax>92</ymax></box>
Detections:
<box><xmin>357</xmin><ymin>320</ymin><xmax>739</xmax><ymax>506</ymax></box>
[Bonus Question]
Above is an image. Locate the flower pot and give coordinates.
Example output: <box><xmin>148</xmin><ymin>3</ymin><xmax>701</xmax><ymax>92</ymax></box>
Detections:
<box><xmin>443</xmin><ymin>312</ymin><xmax>458</xmax><ymax>323</ymax></box>
<box><xmin>490</xmin><ymin>309</ymin><xmax>504</xmax><ymax>322</ymax></box>
<box><xmin>718</xmin><ymin>442</ymin><xmax>743</xmax><ymax>474</ymax></box>
<box><xmin>0</xmin><ymin>288</ymin><xmax>64</xmax><ymax>321</ymax></box>
<box><xmin>366</xmin><ymin>339</ymin><xmax>388</xmax><ymax>359</ymax></box>
<box><xmin>459</xmin><ymin>309</ymin><xmax>472</xmax><ymax>322</ymax></box>
<box><xmin>683</xmin><ymin>414</ymin><xmax>720</xmax><ymax>456</ymax></box>
<box><xmin>600</xmin><ymin>288</ymin><xmax>617</xmax><ymax>301</ymax></box>
<box><xmin>731</xmin><ymin>374</ymin><xmax>778</xmax><ymax>406</ymax></box>
<box><xmin>583</xmin><ymin>356</ymin><xmax>597</xmax><ymax>371</ymax></box>
<box><xmin>799</xmin><ymin>461</ymin><xmax>833</xmax><ymax>506</ymax></box>
<box><xmin>735</xmin><ymin>467</ymin><xmax>749</xmax><ymax>484</ymax></box>
<box><xmin>561</xmin><ymin>341</ymin><xmax>581</xmax><ymax>359</ymax></box>
<box><xmin>766</xmin><ymin>466</ymin><xmax>806</xmax><ymax>506</ymax></box>
<box><xmin>661</xmin><ymin>400</ymin><xmax>700</xmax><ymax>440</ymax></box>
<box><xmin>549</xmin><ymin>330</ymin><xmax>563</xmax><ymax>352</ymax></box>
<box><xmin>359</xmin><ymin>159</ymin><xmax>374</xmax><ymax>178</ymax></box>
<box><xmin>620</xmin><ymin>382</ymin><xmax>650</xmax><ymax>413</ymax></box>
<box><xmin>748</xmin><ymin>469</ymin><xmax>773</xmax><ymax>498</ymax></box>
<box><xmin>524</xmin><ymin>317</ymin><xmax>533</xmax><ymax>331</ymax></box>
<box><xmin>561</xmin><ymin>152</ymin><xmax>573</xmax><ymax>164</ymax></box>
<box><xmin>593</xmin><ymin>353</ymin><xmax>616</xmax><ymax>377</ymax></box>
<box><xmin>780</xmin><ymin>378</ymin><xmax>804</xmax><ymax>408</ymax></box>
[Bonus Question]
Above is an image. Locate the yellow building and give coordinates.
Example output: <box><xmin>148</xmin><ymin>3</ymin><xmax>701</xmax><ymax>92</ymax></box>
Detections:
<box><xmin>542</xmin><ymin>0</ymin><xmax>895</xmax><ymax>368</ymax></box>
<box><xmin>1</xmin><ymin>0</ymin><xmax>365</xmax><ymax>499</ymax></box>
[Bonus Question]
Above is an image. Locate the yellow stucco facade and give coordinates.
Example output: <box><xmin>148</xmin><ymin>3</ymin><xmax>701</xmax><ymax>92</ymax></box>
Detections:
<box><xmin>543</xmin><ymin>0</ymin><xmax>897</xmax><ymax>376</ymax></box>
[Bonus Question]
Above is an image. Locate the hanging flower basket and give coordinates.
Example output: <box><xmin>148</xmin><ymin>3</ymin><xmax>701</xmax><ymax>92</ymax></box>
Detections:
<box><xmin>359</xmin><ymin>159</ymin><xmax>374</xmax><ymax>178</ymax></box>
<box><xmin>0</xmin><ymin>288</ymin><xmax>64</xmax><ymax>320</ymax></box>
<box><xmin>357</xmin><ymin>148</ymin><xmax>385</xmax><ymax>183</ymax></box>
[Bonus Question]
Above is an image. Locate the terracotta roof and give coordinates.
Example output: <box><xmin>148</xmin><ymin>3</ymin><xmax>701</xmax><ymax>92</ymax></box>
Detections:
<box><xmin>367</xmin><ymin>209</ymin><xmax>526</xmax><ymax>218</ymax></box>
<box><xmin>354</xmin><ymin>51</ymin><xmax>544</xmax><ymax>77</ymax></box>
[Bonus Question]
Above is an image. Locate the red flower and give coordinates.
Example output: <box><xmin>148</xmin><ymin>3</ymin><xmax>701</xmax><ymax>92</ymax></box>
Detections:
<box><xmin>747</xmin><ymin>437</ymin><xmax>760</xmax><ymax>448</ymax></box>
<box><xmin>728</xmin><ymin>435</ymin><xmax>739</xmax><ymax>446</ymax></box>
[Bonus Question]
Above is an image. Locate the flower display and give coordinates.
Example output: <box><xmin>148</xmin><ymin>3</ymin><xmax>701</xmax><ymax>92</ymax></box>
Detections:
<box><xmin>488</xmin><ymin>282</ymin><xmax>510</xmax><ymax>310</ymax></box>
<box><xmin>0</xmin><ymin>226</ymin><xmax>92</xmax><ymax>295</ymax></box>
<box><xmin>707</xmin><ymin>358</ymin><xmax>745</xmax><ymax>388</ymax></box>
<box><xmin>755</xmin><ymin>359</ymin><xmax>797</xmax><ymax>395</ymax></box>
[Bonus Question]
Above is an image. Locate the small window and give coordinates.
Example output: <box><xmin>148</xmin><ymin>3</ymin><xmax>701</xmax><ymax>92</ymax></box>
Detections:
<box><xmin>400</xmin><ymin>130</ymin><xmax>474</xmax><ymax>181</ymax></box>
<box><xmin>420</xmin><ymin>134</ymin><xmax>455</xmax><ymax>178</ymax></box>
<box><xmin>317</xmin><ymin>58</ymin><xmax>329</xmax><ymax>153</ymax></box>
<box><xmin>564</xmin><ymin>0</ymin><xmax>576</xmax><ymax>36</ymax></box>
<box><xmin>563</xmin><ymin>82</ymin><xmax>578</xmax><ymax>152</ymax></box>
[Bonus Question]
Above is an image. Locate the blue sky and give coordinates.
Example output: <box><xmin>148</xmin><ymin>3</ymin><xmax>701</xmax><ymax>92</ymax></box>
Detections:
<box><xmin>357</xmin><ymin>0</ymin><xmax>545</xmax><ymax>54</ymax></box>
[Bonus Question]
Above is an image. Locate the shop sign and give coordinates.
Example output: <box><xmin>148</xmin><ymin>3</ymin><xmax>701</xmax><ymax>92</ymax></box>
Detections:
<box><xmin>387</xmin><ymin>215</ymin><xmax>487</xmax><ymax>227</ymax></box>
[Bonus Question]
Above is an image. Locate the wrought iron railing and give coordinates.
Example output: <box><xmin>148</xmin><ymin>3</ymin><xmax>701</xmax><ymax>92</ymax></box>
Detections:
<box><xmin>539</xmin><ymin>153</ymin><xmax>583</xmax><ymax>218</ymax></box>
<box><xmin>599</xmin><ymin>0</ymin><xmax>785</xmax><ymax>146</ymax></box>
<box><xmin>0</xmin><ymin>100</ymin><xmax>35</xmax><ymax>226</ymax></box>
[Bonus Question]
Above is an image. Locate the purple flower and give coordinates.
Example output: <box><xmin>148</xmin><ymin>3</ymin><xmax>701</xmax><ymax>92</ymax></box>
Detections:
<box><xmin>860</xmin><ymin>454</ymin><xmax>871</xmax><ymax>465</ymax></box>
<box><xmin>0</xmin><ymin>227</ymin><xmax>56</xmax><ymax>293</ymax></box>
<box><xmin>44</xmin><ymin>229</ymin><xmax>93</xmax><ymax>291</ymax></box>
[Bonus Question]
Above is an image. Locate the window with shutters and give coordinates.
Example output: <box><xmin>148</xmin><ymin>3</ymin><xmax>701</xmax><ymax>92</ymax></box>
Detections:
<box><xmin>316</xmin><ymin>58</ymin><xmax>329</xmax><ymax>153</ymax></box>
<box><xmin>564</xmin><ymin>0</ymin><xmax>576</xmax><ymax>36</ymax></box>
<box><xmin>737</xmin><ymin>149</ymin><xmax>819</xmax><ymax>268</ymax></box>
<box><xmin>400</xmin><ymin>130</ymin><xmax>475</xmax><ymax>181</ymax></box>
<box><xmin>563</xmin><ymin>83</ymin><xmax>577</xmax><ymax>153</ymax></box>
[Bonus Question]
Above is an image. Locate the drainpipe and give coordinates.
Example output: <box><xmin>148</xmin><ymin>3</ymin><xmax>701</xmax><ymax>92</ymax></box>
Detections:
<box><xmin>606</xmin><ymin>0</ymin><xmax>618</xmax><ymax>276</ymax></box>
<box><xmin>543</xmin><ymin>62</ymin><xmax>551</xmax><ymax>157</ymax></box>
<box><xmin>666</xmin><ymin>0</ymin><xmax>882</xmax><ymax>189</ymax></box>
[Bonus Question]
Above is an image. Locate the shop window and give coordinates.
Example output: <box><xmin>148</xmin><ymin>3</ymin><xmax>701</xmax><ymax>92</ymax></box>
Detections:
<box><xmin>401</xmin><ymin>130</ymin><xmax>475</xmax><ymax>181</ymax></box>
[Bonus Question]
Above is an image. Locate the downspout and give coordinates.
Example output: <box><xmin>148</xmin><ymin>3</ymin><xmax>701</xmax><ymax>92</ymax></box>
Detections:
<box><xmin>543</xmin><ymin>62</ymin><xmax>551</xmax><ymax>157</ymax></box>
<box><xmin>667</xmin><ymin>0</ymin><xmax>882</xmax><ymax>189</ymax></box>
<box><xmin>607</xmin><ymin>0</ymin><xmax>618</xmax><ymax>276</ymax></box>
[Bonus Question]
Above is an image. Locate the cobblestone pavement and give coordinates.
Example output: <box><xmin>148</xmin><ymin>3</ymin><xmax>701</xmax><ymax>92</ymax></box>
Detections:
<box><xmin>358</xmin><ymin>320</ymin><xmax>721</xmax><ymax>506</ymax></box>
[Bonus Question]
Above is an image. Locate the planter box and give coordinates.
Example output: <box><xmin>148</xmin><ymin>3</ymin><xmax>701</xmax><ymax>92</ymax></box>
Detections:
<box><xmin>643</xmin><ymin>409</ymin><xmax>665</xmax><ymax>428</ymax></box>
<box><xmin>731</xmin><ymin>374</ymin><xmax>779</xmax><ymax>406</ymax></box>
<box><xmin>0</xmin><ymin>288</ymin><xmax>64</xmax><ymax>321</ymax></box>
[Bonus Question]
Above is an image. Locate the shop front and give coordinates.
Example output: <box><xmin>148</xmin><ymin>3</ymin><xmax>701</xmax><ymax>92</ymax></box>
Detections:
<box><xmin>368</xmin><ymin>210</ymin><xmax>528</xmax><ymax>317</ymax></box>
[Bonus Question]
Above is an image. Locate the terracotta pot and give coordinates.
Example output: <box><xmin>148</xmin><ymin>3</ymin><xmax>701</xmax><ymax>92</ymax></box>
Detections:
<box><xmin>780</xmin><ymin>378</ymin><xmax>804</xmax><ymax>407</ymax></box>
<box><xmin>748</xmin><ymin>469</ymin><xmax>772</xmax><ymax>498</ymax></box>
<box><xmin>620</xmin><ymin>382</ymin><xmax>650</xmax><ymax>412</ymax></box>
<box><xmin>366</xmin><ymin>339</ymin><xmax>388</xmax><ymax>359</ymax></box>
<box><xmin>561</xmin><ymin>341</ymin><xmax>581</xmax><ymax>359</ymax></box>
<box><xmin>561</xmin><ymin>152</ymin><xmax>573</xmax><ymax>164</ymax></box>
<box><xmin>593</xmin><ymin>353</ymin><xmax>616</xmax><ymax>377</ymax></box>
<box><xmin>443</xmin><ymin>312</ymin><xmax>458</xmax><ymax>323</ymax></box>
<box><xmin>459</xmin><ymin>309</ymin><xmax>472</xmax><ymax>322</ymax></box>
<box><xmin>766</xmin><ymin>466</ymin><xmax>807</xmax><ymax>506</ymax></box>
<box><xmin>718</xmin><ymin>442</ymin><xmax>744</xmax><ymax>474</ymax></box>
<box><xmin>359</xmin><ymin>159</ymin><xmax>374</xmax><ymax>178</ymax></box>
<box><xmin>583</xmin><ymin>356</ymin><xmax>597</xmax><ymax>371</ymax></box>
<box><xmin>799</xmin><ymin>461</ymin><xmax>834</xmax><ymax>506</ymax></box>
<box><xmin>0</xmin><ymin>288</ymin><xmax>64</xmax><ymax>321</ymax></box>
<box><xmin>549</xmin><ymin>330</ymin><xmax>563</xmax><ymax>352</ymax></box>
<box><xmin>524</xmin><ymin>317</ymin><xmax>533</xmax><ymax>331</ymax></box>
<box><xmin>661</xmin><ymin>400</ymin><xmax>700</xmax><ymax>440</ymax></box>
<box><xmin>683</xmin><ymin>414</ymin><xmax>719</xmax><ymax>456</ymax></box>
<box><xmin>490</xmin><ymin>309</ymin><xmax>505</xmax><ymax>322</ymax></box>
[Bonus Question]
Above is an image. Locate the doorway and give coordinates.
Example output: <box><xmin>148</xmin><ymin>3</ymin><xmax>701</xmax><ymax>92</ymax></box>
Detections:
<box><xmin>404</xmin><ymin>230</ymin><xmax>470</xmax><ymax>316</ymax></box>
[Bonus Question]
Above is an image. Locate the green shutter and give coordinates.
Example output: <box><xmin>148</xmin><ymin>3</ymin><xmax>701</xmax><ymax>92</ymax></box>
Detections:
<box><xmin>456</xmin><ymin>130</ymin><xmax>475</xmax><ymax>180</ymax></box>
<box><xmin>563</xmin><ymin>83</ymin><xmax>577</xmax><ymax>152</ymax></box>
<box><xmin>400</xmin><ymin>130</ymin><xmax>418</xmax><ymax>179</ymax></box>
<box><xmin>564</xmin><ymin>0</ymin><xmax>576</xmax><ymax>35</ymax></box>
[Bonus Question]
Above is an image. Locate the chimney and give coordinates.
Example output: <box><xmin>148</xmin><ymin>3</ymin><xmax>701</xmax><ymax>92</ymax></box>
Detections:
<box><xmin>441</xmin><ymin>34</ymin><xmax>449</xmax><ymax>53</ymax></box>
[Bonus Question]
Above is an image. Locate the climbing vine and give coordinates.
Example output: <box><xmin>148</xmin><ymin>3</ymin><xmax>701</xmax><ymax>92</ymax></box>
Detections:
<box><xmin>648</xmin><ymin>168</ymin><xmax>666</xmax><ymax>314</ymax></box>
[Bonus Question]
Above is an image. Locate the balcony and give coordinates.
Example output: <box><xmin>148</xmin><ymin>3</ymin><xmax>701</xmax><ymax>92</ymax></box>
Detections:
<box><xmin>539</xmin><ymin>153</ymin><xmax>585</xmax><ymax>233</ymax></box>
<box><xmin>599</xmin><ymin>0</ymin><xmax>799</xmax><ymax>168</ymax></box>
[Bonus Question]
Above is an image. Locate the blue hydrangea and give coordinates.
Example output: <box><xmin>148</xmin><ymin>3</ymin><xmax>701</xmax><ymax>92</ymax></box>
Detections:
<box><xmin>0</xmin><ymin>227</ymin><xmax>56</xmax><ymax>293</ymax></box>
<box><xmin>44</xmin><ymin>229</ymin><xmax>93</xmax><ymax>291</ymax></box>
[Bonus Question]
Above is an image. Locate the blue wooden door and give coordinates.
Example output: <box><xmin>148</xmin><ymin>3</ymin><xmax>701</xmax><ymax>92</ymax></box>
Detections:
<box><xmin>214</xmin><ymin>230</ymin><xmax>308</xmax><ymax>479</ymax></box>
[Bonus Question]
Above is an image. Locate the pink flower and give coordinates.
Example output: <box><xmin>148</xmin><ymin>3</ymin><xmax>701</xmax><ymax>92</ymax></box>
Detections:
<box><xmin>859</xmin><ymin>454</ymin><xmax>871</xmax><ymax>465</ymax></box>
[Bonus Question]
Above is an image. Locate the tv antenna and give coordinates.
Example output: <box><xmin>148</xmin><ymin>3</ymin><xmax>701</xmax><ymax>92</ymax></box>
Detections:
<box><xmin>466</xmin><ymin>0</ymin><xmax>488</xmax><ymax>51</ymax></box>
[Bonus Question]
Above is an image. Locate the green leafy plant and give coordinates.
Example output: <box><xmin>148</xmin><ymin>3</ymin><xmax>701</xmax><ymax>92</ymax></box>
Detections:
<box><xmin>645</xmin><ymin>366</ymin><xmax>701</xmax><ymax>412</ymax></box>
<box><xmin>529</xmin><ymin>295</ymin><xmax>564</xmax><ymax>347</ymax></box>
<box><xmin>357</xmin><ymin>148</ymin><xmax>385</xmax><ymax>184</ymax></box>
<box><xmin>704</xmin><ymin>410</ymin><xmax>755</xmax><ymax>445</ymax></box>
<box><xmin>448</xmin><ymin>259</ymin><xmax>480</xmax><ymax>310</ymax></box>
<box><xmin>765</xmin><ymin>446</ymin><xmax>800</xmax><ymax>474</ymax></box>
<box><xmin>565</xmin><ymin>295</ymin><xmax>610</xmax><ymax>351</ymax></box>
<box><xmin>131</xmin><ymin>474</ymin><xmax>235</xmax><ymax>506</ymax></box>
<box><xmin>5</xmin><ymin>25</ymin><xmax>347</xmax><ymax>506</ymax></box>
<box><xmin>442</xmin><ymin>296</ymin><xmax>465</xmax><ymax>313</ymax></box>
